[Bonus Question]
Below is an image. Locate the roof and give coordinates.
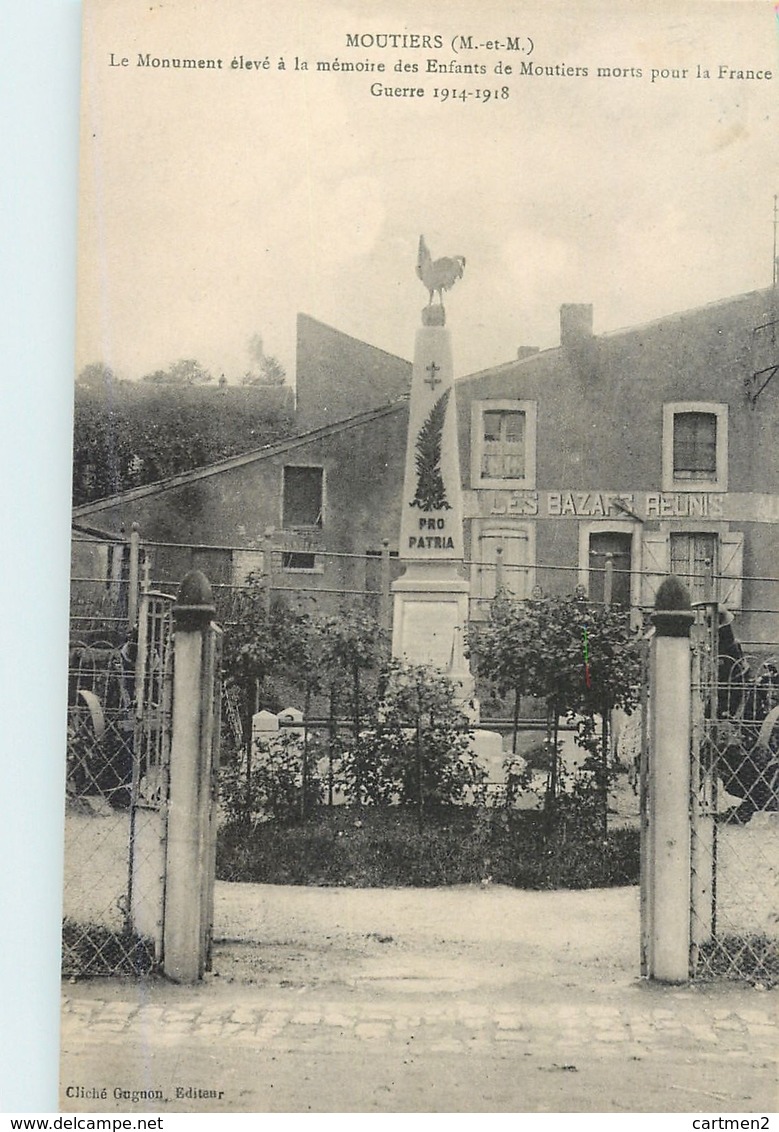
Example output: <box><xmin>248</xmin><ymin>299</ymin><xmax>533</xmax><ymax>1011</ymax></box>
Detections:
<box><xmin>74</xmin><ymin>286</ymin><xmax>775</xmax><ymax>517</ymax></box>
<box><xmin>71</xmin><ymin>519</ymin><xmax>127</xmax><ymax>541</ymax></box>
<box><xmin>73</xmin><ymin>396</ymin><xmax>409</xmax><ymax>517</ymax></box>
<box><xmin>297</xmin><ymin>312</ymin><xmax>412</xmax><ymax>367</ymax></box>
<box><xmin>455</xmin><ymin>285</ymin><xmax>776</xmax><ymax>386</ymax></box>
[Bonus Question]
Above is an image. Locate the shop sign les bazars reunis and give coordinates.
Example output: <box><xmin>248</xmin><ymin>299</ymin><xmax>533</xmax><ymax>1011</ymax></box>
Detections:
<box><xmin>481</xmin><ymin>490</ymin><xmax>726</xmax><ymax>519</ymax></box>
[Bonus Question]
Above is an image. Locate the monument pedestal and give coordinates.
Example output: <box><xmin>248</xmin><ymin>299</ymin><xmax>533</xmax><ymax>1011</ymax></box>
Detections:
<box><xmin>392</xmin><ymin>563</ymin><xmax>474</xmax><ymax>705</ymax></box>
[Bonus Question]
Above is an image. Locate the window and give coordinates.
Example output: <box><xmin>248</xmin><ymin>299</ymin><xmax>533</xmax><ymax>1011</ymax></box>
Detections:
<box><xmin>588</xmin><ymin>531</ymin><xmax>632</xmax><ymax>606</ymax></box>
<box><xmin>282</xmin><ymin>466</ymin><xmax>323</xmax><ymax>528</ymax></box>
<box><xmin>673</xmin><ymin>412</ymin><xmax>717</xmax><ymax>481</ymax></box>
<box><xmin>482</xmin><ymin>409</ymin><xmax>526</xmax><ymax>480</ymax></box>
<box><xmin>662</xmin><ymin>403</ymin><xmax>728</xmax><ymax>491</ymax></box>
<box><xmin>579</xmin><ymin>521</ymin><xmax>640</xmax><ymax>607</ymax></box>
<box><xmin>670</xmin><ymin>532</ymin><xmax>718</xmax><ymax>605</ymax></box>
<box><xmin>471</xmin><ymin>400</ymin><xmax>537</xmax><ymax>489</ymax></box>
<box><xmin>641</xmin><ymin>529</ymin><xmax>744</xmax><ymax>610</ymax></box>
<box><xmin>281</xmin><ymin>551</ymin><xmax>317</xmax><ymax>571</ymax></box>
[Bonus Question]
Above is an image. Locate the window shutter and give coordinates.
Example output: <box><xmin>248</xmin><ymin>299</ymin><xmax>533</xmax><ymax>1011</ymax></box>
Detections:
<box><xmin>641</xmin><ymin>532</ymin><xmax>669</xmax><ymax>607</ymax></box>
<box><xmin>477</xmin><ymin>529</ymin><xmax>529</xmax><ymax>603</ymax></box>
<box><xmin>718</xmin><ymin>531</ymin><xmax>744</xmax><ymax>612</ymax></box>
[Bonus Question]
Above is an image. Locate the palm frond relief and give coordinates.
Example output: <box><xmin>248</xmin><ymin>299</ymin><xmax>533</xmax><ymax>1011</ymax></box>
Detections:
<box><xmin>410</xmin><ymin>388</ymin><xmax>452</xmax><ymax>512</ymax></box>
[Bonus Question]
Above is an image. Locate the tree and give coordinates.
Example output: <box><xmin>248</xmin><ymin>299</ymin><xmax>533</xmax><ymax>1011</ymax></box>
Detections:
<box><xmin>241</xmin><ymin>356</ymin><xmax>287</xmax><ymax>387</ymax></box>
<box><xmin>260</xmin><ymin>355</ymin><xmax>287</xmax><ymax>386</ymax></box>
<box><xmin>77</xmin><ymin>362</ymin><xmax>117</xmax><ymax>389</ymax></box>
<box><xmin>318</xmin><ymin>608</ymin><xmax>389</xmax><ymax>803</ymax></box>
<box><xmin>142</xmin><ymin>358</ymin><xmax>212</xmax><ymax>385</ymax></box>
<box><xmin>169</xmin><ymin>358</ymin><xmax>212</xmax><ymax>385</ymax></box>
<box><xmin>221</xmin><ymin>578</ymin><xmax>316</xmax><ymax>822</ymax></box>
<box><xmin>247</xmin><ymin>333</ymin><xmax>264</xmax><ymax>366</ymax></box>
<box><xmin>242</xmin><ymin>332</ymin><xmax>287</xmax><ymax>386</ymax></box>
<box><xmin>471</xmin><ymin>591</ymin><xmax>643</xmax><ymax>828</ymax></box>
<box><xmin>342</xmin><ymin>661</ymin><xmax>484</xmax><ymax>822</ymax></box>
<box><xmin>71</xmin><ymin>382</ymin><xmax>294</xmax><ymax>504</ymax></box>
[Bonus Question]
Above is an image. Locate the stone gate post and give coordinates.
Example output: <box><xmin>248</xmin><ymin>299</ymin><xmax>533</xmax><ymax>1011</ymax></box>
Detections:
<box><xmin>163</xmin><ymin>570</ymin><xmax>216</xmax><ymax>983</ymax></box>
<box><xmin>646</xmin><ymin>575</ymin><xmax>695</xmax><ymax>982</ymax></box>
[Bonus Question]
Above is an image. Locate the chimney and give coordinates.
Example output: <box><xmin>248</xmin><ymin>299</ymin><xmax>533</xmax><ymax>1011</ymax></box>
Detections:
<box><xmin>516</xmin><ymin>346</ymin><xmax>540</xmax><ymax>361</ymax></box>
<box><xmin>560</xmin><ymin>303</ymin><xmax>593</xmax><ymax>348</ymax></box>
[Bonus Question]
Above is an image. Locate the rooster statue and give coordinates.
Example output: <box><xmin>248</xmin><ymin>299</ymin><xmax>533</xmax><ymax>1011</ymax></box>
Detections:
<box><xmin>416</xmin><ymin>235</ymin><xmax>466</xmax><ymax>307</ymax></box>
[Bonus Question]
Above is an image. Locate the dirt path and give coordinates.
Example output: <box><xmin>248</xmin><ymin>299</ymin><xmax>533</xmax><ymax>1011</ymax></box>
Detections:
<box><xmin>212</xmin><ymin>881</ymin><xmax>638</xmax><ymax>996</ymax></box>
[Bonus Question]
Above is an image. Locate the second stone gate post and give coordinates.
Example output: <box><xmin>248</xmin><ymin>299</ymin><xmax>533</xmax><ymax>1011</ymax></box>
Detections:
<box><xmin>645</xmin><ymin>575</ymin><xmax>695</xmax><ymax>983</ymax></box>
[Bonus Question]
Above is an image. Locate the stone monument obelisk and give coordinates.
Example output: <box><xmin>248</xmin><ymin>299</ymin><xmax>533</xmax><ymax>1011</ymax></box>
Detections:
<box><xmin>391</xmin><ymin>236</ymin><xmax>474</xmax><ymax>703</ymax></box>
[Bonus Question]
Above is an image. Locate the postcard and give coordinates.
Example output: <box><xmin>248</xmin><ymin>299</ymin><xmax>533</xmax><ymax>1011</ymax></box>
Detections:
<box><xmin>60</xmin><ymin>0</ymin><xmax>778</xmax><ymax>1115</ymax></box>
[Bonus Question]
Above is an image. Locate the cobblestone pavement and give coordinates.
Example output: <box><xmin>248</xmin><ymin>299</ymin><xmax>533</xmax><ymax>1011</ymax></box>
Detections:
<box><xmin>60</xmin><ymin>985</ymin><xmax>778</xmax><ymax>1112</ymax></box>
<box><xmin>61</xmin><ymin>992</ymin><xmax>778</xmax><ymax>1058</ymax></box>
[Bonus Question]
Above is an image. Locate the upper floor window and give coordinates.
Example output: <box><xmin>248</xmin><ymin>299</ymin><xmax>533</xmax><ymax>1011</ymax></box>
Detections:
<box><xmin>482</xmin><ymin>410</ymin><xmax>526</xmax><ymax>479</ymax></box>
<box><xmin>673</xmin><ymin>412</ymin><xmax>717</xmax><ymax>481</ymax></box>
<box><xmin>282</xmin><ymin>466</ymin><xmax>323</xmax><ymax>528</ymax></box>
<box><xmin>471</xmin><ymin>400</ymin><xmax>537</xmax><ymax>489</ymax></box>
<box><xmin>662</xmin><ymin>403</ymin><xmax>728</xmax><ymax>492</ymax></box>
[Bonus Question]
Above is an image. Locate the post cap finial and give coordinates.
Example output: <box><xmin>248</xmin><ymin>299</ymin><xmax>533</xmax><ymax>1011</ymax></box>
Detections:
<box><xmin>174</xmin><ymin>569</ymin><xmax>215</xmax><ymax>629</ymax></box>
<box><xmin>652</xmin><ymin>575</ymin><xmax>695</xmax><ymax>637</ymax></box>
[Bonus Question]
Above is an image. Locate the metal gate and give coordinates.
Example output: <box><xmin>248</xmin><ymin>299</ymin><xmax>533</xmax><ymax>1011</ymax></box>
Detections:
<box><xmin>688</xmin><ymin>605</ymin><xmax>779</xmax><ymax>984</ymax></box>
<box><xmin>127</xmin><ymin>591</ymin><xmax>176</xmax><ymax>959</ymax></box>
<box><xmin>63</xmin><ymin>589</ymin><xmax>175</xmax><ymax>977</ymax></box>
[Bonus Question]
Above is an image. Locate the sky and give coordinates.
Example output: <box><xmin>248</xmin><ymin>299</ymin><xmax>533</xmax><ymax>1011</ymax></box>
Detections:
<box><xmin>76</xmin><ymin>0</ymin><xmax>779</xmax><ymax>384</ymax></box>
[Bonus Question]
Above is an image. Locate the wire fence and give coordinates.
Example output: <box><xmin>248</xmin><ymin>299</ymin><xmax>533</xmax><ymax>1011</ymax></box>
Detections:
<box><xmin>689</xmin><ymin>614</ymin><xmax>779</xmax><ymax>985</ymax></box>
<box><xmin>63</xmin><ymin>594</ymin><xmax>174</xmax><ymax>979</ymax></box>
<box><xmin>71</xmin><ymin>531</ymin><xmax>779</xmax><ymax>628</ymax></box>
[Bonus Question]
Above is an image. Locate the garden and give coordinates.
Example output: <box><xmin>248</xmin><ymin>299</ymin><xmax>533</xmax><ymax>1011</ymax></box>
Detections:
<box><xmin>216</xmin><ymin>580</ymin><xmax>645</xmax><ymax>891</ymax></box>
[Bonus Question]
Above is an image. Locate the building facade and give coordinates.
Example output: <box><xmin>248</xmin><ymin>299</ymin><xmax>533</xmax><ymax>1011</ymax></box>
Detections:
<box><xmin>458</xmin><ymin>288</ymin><xmax>779</xmax><ymax>645</ymax></box>
<box><xmin>73</xmin><ymin>286</ymin><xmax>779</xmax><ymax>644</ymax></box>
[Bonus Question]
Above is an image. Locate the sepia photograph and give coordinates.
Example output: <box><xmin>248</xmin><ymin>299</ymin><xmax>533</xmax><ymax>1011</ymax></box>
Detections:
<box><xmin>53</xmin><ymin>0</ymin><xmax>779</xmax><ymax>1114</ymax></box>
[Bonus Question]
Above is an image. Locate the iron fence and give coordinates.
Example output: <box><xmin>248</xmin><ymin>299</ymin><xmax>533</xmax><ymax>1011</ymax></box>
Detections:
<box><xmin>65</xmin><ymin>530</ymin><xmax>778</xmax><ymax>982</ymax></box>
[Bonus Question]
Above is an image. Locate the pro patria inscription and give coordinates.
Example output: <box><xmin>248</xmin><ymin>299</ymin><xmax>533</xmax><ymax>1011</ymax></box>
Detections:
<box><xmin>409</xmin><ymin>516</ymin><xmax>456</xmax><ymax>550</ymax></box>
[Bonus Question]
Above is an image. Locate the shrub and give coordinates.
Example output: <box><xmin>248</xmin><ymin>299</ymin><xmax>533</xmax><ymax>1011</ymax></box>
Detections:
<box><xmin>337</xmin><ymin>661</ymin><xmax>486</xmax><ymax>811</ymax></box>
<box><xmin>220</xmin><ymin>730</ymin><xmax>324</xmax><ymax>825</ymax></box>
<box><xmin>470</xmin><ymin>591</ymin><xmax>644</xmax><ymax>818</ymax></box>
<box><xmin>216</xmin><ymin>805</ymin><xmax>640</xmax><ymax>890</ymax></box>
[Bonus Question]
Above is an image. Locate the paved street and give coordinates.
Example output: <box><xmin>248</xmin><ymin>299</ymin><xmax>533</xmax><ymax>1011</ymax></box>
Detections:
<box><xmin>59</xmin><ymin>883</ymin><xmax>779</xmax><ymax>1113</ymax></box>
